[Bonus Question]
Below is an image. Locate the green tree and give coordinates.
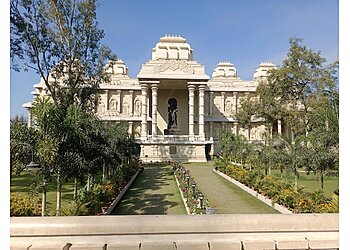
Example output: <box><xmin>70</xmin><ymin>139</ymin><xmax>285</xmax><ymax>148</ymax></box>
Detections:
<box><xmin>10</xmin><ymin>0</ymin><xmax>116</xmax><ymax>110</ymax></box>
<box><xmin>237</xmin><ymin>37</ymin><xmax>338</xmax><ymax>139</ymax></box>
<box><xmin>218</xmin><ymin>130</ymin><xmax>248</xmax><ymax>163</ymax></box>
<box><xmin>306</xmin><ymin>92</ymin><xmax>339</xmax><ymax>189</ymax></box>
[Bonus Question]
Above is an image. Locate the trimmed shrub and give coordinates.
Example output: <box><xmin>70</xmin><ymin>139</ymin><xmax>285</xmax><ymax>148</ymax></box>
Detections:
<box><xmin>10</xmin><ymin>193</ymin><xmax>41</xmax><ymax>216</ymax></box>
<box><xmin>215</xmin><ymin>160</ymin><xmax>338</xmax><ymax>213</ymax></box>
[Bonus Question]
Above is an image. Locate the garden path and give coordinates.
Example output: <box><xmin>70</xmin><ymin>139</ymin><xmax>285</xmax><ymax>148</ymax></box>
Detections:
<box><xmin>183</xmin><ymin>162</ymin><xmax>279</xmax><ymax>214</ymax></box>
<box><xmin>111</xmin><ymin>164</ymin><xmax>187</xmax><ymax>215</ymax></box>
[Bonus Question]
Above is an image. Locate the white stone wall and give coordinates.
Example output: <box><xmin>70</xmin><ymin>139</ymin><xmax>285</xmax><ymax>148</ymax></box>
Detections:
<box><xmin>28</xmin><ymin>36</ymin><xmax>280</xmax><ymax>162</ymax></box>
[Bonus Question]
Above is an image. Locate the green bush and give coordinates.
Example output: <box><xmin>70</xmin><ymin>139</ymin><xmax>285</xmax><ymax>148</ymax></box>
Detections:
<box><xmin>70</xmin><ymin>162</ymin><xmax>140</xmax><ymax>216</ymax></box>
<box><xmin>10</xmin><ymin>193</ymin><xmax>41</xmax><ymax>216</ymax></box>
<box><xmin>215</xmin><ymin>160</ymin><xmax>338</xmax><ymax>213</ymax></box>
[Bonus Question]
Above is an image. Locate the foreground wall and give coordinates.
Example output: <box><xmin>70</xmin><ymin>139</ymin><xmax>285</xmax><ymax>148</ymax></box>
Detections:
<box><xmin>140</xmin><ymin>143</ymin><xmax>207</xmax><ymax>162</ymax></box>
<box><xmin>11</xmin><ymin>214</ymin><xmax>338</xmax><ymax>249</ymax></box>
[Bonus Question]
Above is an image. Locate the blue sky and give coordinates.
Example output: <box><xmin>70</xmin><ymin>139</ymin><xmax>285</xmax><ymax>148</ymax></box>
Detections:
<box><xmin>10</xmin><ymin>0</ymin><xmax>339</xmax><ymax>117</ymax></box>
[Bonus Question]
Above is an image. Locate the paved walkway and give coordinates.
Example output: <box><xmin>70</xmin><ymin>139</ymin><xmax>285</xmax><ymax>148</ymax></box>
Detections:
<box><xmin>183</xmin><ymin>162</ymin><xmax>279</xmax><ymax>214</ymax></box>
<box><xmin>111</xmin><ymin>164</ymin><xmax>187</xmax><ymax>215</ymax></box>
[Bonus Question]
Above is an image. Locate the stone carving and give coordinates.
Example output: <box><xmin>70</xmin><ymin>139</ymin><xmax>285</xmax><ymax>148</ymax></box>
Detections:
<box><xmin>97</xmin><ymin>101</ymin><xmax>105</xmax><ymax>114</ymax></box>
<box><xmin>110</xmin><ymin>80</ymin><xmax>122</xmax><ymax>85</ymax></box>
<box><xmin>153</xmin><ymin>61</ymin><xmax>194</xmax><ymax>74</ymax></box>
<box><xmin>134</xmin><ymin>99</ymin><xmax>141</xmax><ymax>116</ymax></box>
<box><xmin>109</xmin><ymin>99</ymin><xmax>117</xmax><ymax>110</ymax></box>
<box><xmin>225</xmin><ymin>100</ymin><xmax>233</xmax><ymax>113</ymax></box>
<box><xmin>123</xmin><ymin>102</ymin><xmax>129</xmax><ymax>114</ymax></box>
<box><xmin>135</xmin><ymin>125</ymin><xmax>141</xmax><ymax>138</ymax></box>
<box><xmin>109</xmin><ymin>80</ymin><xmax>139</xmax><ymax>86</ymax></box>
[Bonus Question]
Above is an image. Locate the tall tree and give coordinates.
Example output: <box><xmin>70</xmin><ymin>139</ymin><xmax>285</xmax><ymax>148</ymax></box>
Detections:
<box><xmin>306</xmin><ymin>92</ymin><xmax>339</xmax><ymax>189</ymax></box>
<box><xmin>11</xmin><ymin>0</ymin><xmax>116</xmax><ymax>110</ymax></box>
<box><xmin>237</xmin><ymin>37</ymin><xmax>338</xmax><ymax>138</ymax></box>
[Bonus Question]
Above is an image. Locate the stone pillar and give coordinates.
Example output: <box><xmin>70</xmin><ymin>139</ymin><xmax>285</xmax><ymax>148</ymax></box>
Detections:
<box><xmin>233</xmin><ymin>123</ymin><xmax>238</xmax><ymax>135</ymax></box>
<box><xmin>209</xmin><ymin>91</ymin><xmax>214</xmax><ymax>116</ymax></box>
<box><xmin>232</xmin><ymin>92</ymin><xmax>237</xmax><ymax>115</ymax></box>
<box><xmin>128</xmin><ymin>121</ymin><xmax>133</xmax><ymax>134</ymax></box>
<box><xmin>221</xmin><ymin>92</ymin><xmax>225</xmax><ymax>113</ymax></box>
<box><xmin>105</xmin><ymin>90</ymin><xmax>109</xmax><ymax>112</ymax></box>
<box><xmin>116</xmin><ymin>90</ymin><xmax>121</xmax><ymax>114</ymax></box>
<box><xmin>151</xmin><ymin>84</ymin><xmax>158</xmax><ymax>137</ymax></box>
<box><xmin>147</xmin><ymin>90</ymin><xmax>150</xmax><ymax>117</ymax></box>
<box><xmin>278</xmin><ymin>119</ymin><xmax>282</xmax><ymax>135</ymax></box>
<box><xmin>198</xmin><ymin>85</ymin><xmax>205</xmax><ymax>139</ymax></box>
<box><xmin>188</xmin><ymin>85</ymin><xmax>195</xmax><ymax>140</ymax></box>
<box><xmin>141</xmin><ymin>84</ymin><xmax>148</xmax><ymax>139</ymax></box>
<box><xmin>129</xmin><ymin>90</ymin><xmax>134</xmax><ymax>116</ymax></box>
<box><xmin>27</xmin><ymin>109</ymin><xmax>32</xmax><ymax>128</ymax></box>
<box><xmin>209</xmin><ymin>122</ymin><xmax>214</xmax><ymax>139</ymax></box>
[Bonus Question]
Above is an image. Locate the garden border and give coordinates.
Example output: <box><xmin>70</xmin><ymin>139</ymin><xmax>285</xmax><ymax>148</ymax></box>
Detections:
<box><xmin>213</xmin><ymin>169</ymin><xmax>293</xmax><ymax>214</ymax></box>
<box><xmin>174</xmin><ymin>173</ymin><xmax>191</xmax><ymax>215</ymax></box>
<box><xmin>104</xmin><ymin>170</ymin><xmax>141</xmax><ymax>215</ymax></box>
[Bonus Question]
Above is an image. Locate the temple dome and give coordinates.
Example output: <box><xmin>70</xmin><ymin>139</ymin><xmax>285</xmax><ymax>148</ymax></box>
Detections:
<box><xmin>151</xmin><ymin>34</ymin><xmax>193</xmax><ymax>61</ymax></box>
<box><xmin>253</xmin><ymin>62</ymin><xmax>276</xmax><ymax>79</ymax></box>
<box><xmin>212</xmin><ymin>61</ymin><xmax>237</xmax><ymax>78</ymax></box>
<box><xmin>106</xmin><ymin>59</ymin><xmax>129</xmax><ymax>77</ymax></box>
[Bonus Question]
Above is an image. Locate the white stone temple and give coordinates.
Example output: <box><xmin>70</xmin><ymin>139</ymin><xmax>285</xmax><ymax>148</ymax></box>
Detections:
<box><xmin>24</xmin><ymin>35</ymin><xmax>290</xmax><ymax>162</ymax></box>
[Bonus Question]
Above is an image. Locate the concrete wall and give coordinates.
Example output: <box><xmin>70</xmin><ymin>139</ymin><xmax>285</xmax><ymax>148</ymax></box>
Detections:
<box><xmin>10</xmin><ymin>214</ymin><xmax>338</xmax><ymax>250</ymax></box>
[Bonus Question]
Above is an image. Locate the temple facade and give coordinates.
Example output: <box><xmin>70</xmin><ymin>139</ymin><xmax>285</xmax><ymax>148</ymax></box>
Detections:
<box><xmin>25</xmin><ymin>35</ymin><xmax>290</xmax><ymax>162</ymax></box>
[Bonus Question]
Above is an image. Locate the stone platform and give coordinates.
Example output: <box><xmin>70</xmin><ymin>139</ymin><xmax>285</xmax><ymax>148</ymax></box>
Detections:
<box><xmin>10</xmin><ymin>214</ymin><xmax>339</xmax><ymax>249</ymax></box>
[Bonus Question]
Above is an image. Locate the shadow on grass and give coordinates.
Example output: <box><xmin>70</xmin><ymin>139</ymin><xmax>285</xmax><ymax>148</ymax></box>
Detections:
<box><xmin>112</xmin><ymin>164</ymin><xmax>182</xmax><ymax>215</ymax></box>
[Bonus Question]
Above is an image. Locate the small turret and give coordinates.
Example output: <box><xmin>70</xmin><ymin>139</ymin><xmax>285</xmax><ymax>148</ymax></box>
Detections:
<box><xmin>253</xmin><ymin>62</ymin><xmax>276</xmax><ymax>79</ymax></box>
<box><xmin>212</xmin><ymin>61</ymin><xmax>237</xmax><ymax>78</ymax></box>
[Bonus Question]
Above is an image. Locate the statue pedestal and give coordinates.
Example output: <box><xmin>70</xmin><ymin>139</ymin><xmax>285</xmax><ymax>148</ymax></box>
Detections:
<box><xmin>164</xmin><ymin>127</ymin><xmax>181</xmax><ymax>135</ymax></box>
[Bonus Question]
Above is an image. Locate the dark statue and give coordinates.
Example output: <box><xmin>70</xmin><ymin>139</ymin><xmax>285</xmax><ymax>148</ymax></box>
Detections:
<box><xmin>168</xmin><ymin>98</ymin><xmax>178</xmax><ymax>129</ymax></box>
<box><xmin>164</xmin><ymin>98</ymin><xmax>180</xmax><ymax>135</ymax></box>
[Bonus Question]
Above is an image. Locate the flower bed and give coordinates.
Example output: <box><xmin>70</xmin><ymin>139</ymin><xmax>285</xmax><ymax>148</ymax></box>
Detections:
<box><xmin>215</xmin><ymin>162</ymin><xmax>338</xmax><ymax>213</ymax></box>
<box><xmin>64</xmin><ymin>160</ymin><xmax>141</xmax><ymax>216</ymax></box>
<box><xmin>173</xmin><ymin>162</ymin><xmax>208</xmax><ymax>214</ymax></box>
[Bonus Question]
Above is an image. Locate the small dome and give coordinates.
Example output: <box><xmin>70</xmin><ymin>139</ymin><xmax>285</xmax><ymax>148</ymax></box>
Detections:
<box><xmin>253</xmin><ymin>62</ymin><xmax>276</xmax><ymax>79</ymax></box>
<box><xmin>152</xmin><ymin>34</ymin><xmax>193</xmax><ymax>60</ymax></box>
<box><xmin>106</xmin><ymin>59</ymin><xmax>129</xmax><ymax>76</ymax></box>
<box><xmin>212</xmin><ymin>61</ymin><xmax>237</xmax><ymax>78</ymax></box>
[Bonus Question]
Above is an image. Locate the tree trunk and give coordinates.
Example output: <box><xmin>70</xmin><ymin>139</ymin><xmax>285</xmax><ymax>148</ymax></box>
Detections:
<box><xmin>102</xmin><ymin>164</ymin><xmax>106</xmax><ymax>182</ymax></box>
<box><xmin>248</xmin><ymin>124</ymin><xmax>251</xmax><ymax>141</ymax></box>
<box><xmin>56</xmin><ymin>171</ymin><xmax>62</xmax><ymax>216</ymax></box>
<box><xmin>41</xmin><ymin>190</ymin><xmax>46</xmax><ymax>216</ymax></box>
<box><xmin>294</xmin><ymin>173</ymin><xmax>298</xmax><ymax>191</ymax></box>
<box><xmin>73</xmin><ymin>177</ymin><xmax>78</xmax><ymax>201</ymax></box>
<box><xmin>320</xmin><ymin>170</ymin><xmax>324</xmax><ymax>190</ymax></box>
<box><xmin>280</xmin><ymin>168</ymin><xmax>283</xmax><ymax>179</ymax></box>
<box><xmin>87</xmin><ymin>173</ymin><xmax>92</xmax><ymax>192</ymax></box>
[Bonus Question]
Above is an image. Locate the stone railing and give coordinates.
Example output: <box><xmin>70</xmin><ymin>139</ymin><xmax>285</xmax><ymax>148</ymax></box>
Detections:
<box><xmin>144</xmin><ymin>135</ymin><xmax>211</xmax><ymax>143</ymax></box>
<box><xmin>11</xmin><ymin>214</ymin><xmax>338</xmax><ymax>249</ymax></box>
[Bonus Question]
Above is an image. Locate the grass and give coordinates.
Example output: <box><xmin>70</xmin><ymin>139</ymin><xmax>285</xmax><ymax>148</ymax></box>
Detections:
<box><xmin>183</xmin><ymin>162</ymin><xmax>278</xmax><ymax>214</ymax></box>
<box><xmin>270</xmin><ymin>169</ymin><xmax>339</xmax><ymax>198</ymax></box>
<box><xmin>112</xmin><ymin>164</ymin><xmax>187</xmax><ymax>215</ymax></box>
<box><xmin>11</xmin><ymin>171</ymin><xmax>82</xmax><ymax>215</ymax></box>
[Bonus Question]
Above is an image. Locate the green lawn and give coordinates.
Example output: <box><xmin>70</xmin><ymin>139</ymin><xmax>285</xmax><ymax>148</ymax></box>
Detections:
<box><xmin>270</xmin><ymin>169</ymin><xmax>338</xmax><ymax>198</ymax></box>
<box><xmin>183</xmin><ymin>162</ymin><xmax>278</xmax><ymax>214</ymax></box>
<box><xmin>112</xmin><ymin>164</ymin><xmax>187</xmax><ymax>215</ymax></box>
<box><xmin>11</xmin><ymin>172</ymin><xmax>81</xmax><ymax>215</ymax></box>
